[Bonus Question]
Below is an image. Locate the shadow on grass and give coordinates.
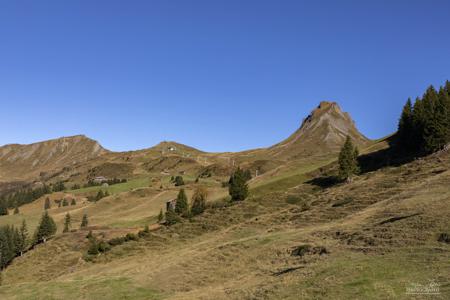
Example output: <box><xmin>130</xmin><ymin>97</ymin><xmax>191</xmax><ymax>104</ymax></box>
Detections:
<box><xmin>357</xmin><ymin>135</ymin><xmax>416</xmax><ymax>174</ymax></box>
<box><xmin>306</xmin><ymin>176</ymin><xmax>341</xmax><ymax>189</ymax></box>
<box><xmin>307</xmin><ymin>135</ymin><xmax>418</xmax><ymax>189</ymax></box>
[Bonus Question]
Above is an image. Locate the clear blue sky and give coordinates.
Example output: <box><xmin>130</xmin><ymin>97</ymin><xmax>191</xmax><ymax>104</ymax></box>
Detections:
<box><xmin>1</xmin><ymin>0</ymin><xmax>449</xmax><ymax>152</ymax></box>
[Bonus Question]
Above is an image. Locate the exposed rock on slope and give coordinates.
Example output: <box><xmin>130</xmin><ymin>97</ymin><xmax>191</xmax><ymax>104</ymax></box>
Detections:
<box><xmin>268</xmin><ymin>101</ymin><xmax>369</xmax><ymax>159</ymax></box>
<box><xmin>0</xmin><ymin>135</ymin><xmax>107</xmax><ymax>181</ymax></box>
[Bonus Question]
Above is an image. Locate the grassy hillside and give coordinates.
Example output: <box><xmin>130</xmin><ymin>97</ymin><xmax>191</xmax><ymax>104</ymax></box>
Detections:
<box><xmin>1</xmin><ymin>143</ymin><xmax>449</xmax><ymax>299</ymax></box>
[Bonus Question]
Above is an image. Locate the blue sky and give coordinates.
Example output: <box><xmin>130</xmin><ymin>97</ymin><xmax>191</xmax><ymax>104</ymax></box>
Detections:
<box><xmin>1</xmin><ymin>0</ymin><xmax>449</xmax><ymax>152</ymax></box>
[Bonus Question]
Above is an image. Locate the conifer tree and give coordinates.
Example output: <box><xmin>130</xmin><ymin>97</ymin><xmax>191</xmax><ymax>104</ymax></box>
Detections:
<box><xmin>338</xmin><ymin>136</ymin><xmax>359</xmax><ymax>181</ymax></box>
<box><xmin>157</xmin><ymin>209</ymin><xmax>164</xmax><ymax>223</ymax></box>
<box><xmin>17</xmin><ymin>220</ymin><xmax>28</xmax><ymax>256</ymax></box>
<box><xmin>165</xmin><ymin>207</ymin><xmax>181</xmax><ymax>226</ymax></box>
<box><xmin>191</xmin><ymin>186</ymin><xmax>207</xmax><ymax>216</ymax></box>
<box><xmin>62</xmin><ymin>198</ymin><xmax>69</xmax><ymax>206</ymax></box>
<box><xmin>80</xmin><ymin>213</ymin><xmax>89</xmax><ymax>228</ymax></box>
<box><xmin>0</xmin><ymin>201</ymin><xmax>8</xmax><ymax>216</ymax></box>
<box><xmin>13</xmin><ymin>203</ymin><xmax>19</xmax><ymax>215</ymax></box>
<box><xmin>63</xmin><ymin>213</ymin><xmax>71</xmax><ymax>233</ymax></box>
<box><xmin>52</xmin><ymin>181</ymin><xmax>65</xmax><ymax>192</ymax></box>
<box><xmin>174</xmin><ymin>176</ymin><xmax>185</xmax><ymax>186</ymax></box>
<box><xmin>34</xmin><ymin>211</ymin><xmax>57</xmax><ymax>243</ymax></box>
<box><xmin>87</xmin><ymin>236</ymin><xmax>99</xmax><ymax>255</ymax></box>
<box><xmin>71</xmin><ymin>198</ymin><xmax>76</xmax><ymax>206</ymax></box>
<box><xmin>228</xmin><ymin>167</ymin><xmax>249</xmax><ymax>201</ymax></box>
<box><xmin>95</xmin><ymin>190</ymin><xmax>104</xmax><ymax>201</ymax></box>
<box><xmin>175</xmin><ymin>189</ymin><xmax>189</xmax><ymax>217</ymax></box>
<box><xmin>44</xmin><ymin>197</ymin><xmax>51</xmax><ymax>210</ymax></box>
<box><xmin>398</xmin><ymin>98</ymin><xmax>414</xmax><ymax>151</ymax></box>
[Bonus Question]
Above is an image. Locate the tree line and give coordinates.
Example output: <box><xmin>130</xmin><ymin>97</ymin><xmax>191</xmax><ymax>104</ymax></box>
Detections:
<box><xmin>0</xmin><ymin>210</ymin><xmax>91</xmax><ymax>270</ymax></box>
<box><xmin>398</xmin><ymin>81</ymin><xmax>450</xmax><ymax>155</ymax></box>
<box><xmin>0</xmin><ymin>181</ymin><xmax>68</xmax><ymax>215</ymax></box>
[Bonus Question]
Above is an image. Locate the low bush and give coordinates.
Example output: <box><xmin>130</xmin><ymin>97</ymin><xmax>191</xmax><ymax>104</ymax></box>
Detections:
<box><xmin>438</xmin><ymin>233</ymin><xmax>450</xmax><ymax>244</ymax></box>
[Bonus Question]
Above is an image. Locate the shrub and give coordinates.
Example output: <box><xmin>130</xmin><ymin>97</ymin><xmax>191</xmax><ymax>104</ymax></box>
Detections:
<box><xmin>332</xmin><ymin>197</ymin><xmax>353</xmax><ymax>207</ymax></box>
<box><xmin>108</xmin><ymin>237</ymin><xmax>126</xmax><ymax>246</ymax></box>
<box><xmin>286</xmin><ymin>195</ymin><xmax>302</xmax><ymax>205</ymax></box>
<box><xmin>125</xmin><ymin>233</ymin><xmax>138</xmax><ymax>241</ymax></box>
<box><xmin>438</xmin><ymin>233</ymin><xmax>450</xmax><ymax>244</ymax></box>
<box><xmin>291</xmin><ymin>244</ymin><xmax>312</xmax><ymax>257</ymax></box>
<box><xmin>174</xmin><ymin>176</ymin><xmax>185</xmax><ymax>186</ymax></box>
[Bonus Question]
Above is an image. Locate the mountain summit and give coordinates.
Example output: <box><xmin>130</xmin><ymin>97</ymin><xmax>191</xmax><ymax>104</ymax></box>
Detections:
<box><xmin>269</xmin><ymin>101</ymin><xmax>368</xmax><ymax>159</ymax></box>
<box><xmin>0</xmin><ymin>135</ymin><xmax>107</xmax><ymax>181</ymax></box>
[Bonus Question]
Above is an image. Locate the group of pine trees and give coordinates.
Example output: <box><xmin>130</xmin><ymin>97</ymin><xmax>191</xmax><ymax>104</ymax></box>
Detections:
<box><xmin>398</xmin><ymin>81</ymin><xmax>450</xmax><ymax>155</ymax></box>
<box><xmin>0</xmin><ymin>210</ymin><xmax>91</xmax><ymax>269</ymax></box>
<box><xmin>0</xmin><ymin>184</ymin><xmax>52</xmax><ymax>215</ymax></box>
<box><xmin>86</xmin><ymin>190</ymin><xmax>109</xmax><ymax>202</ymax></box>
<box><xmin>0</xmin><ymin>220</ymin><xmax>28</xmax><ymax>269</ymax></box>
<box><xmin>0</xmin><ymin>181</ymin><xmax>69</xmax><ymax>215</ymax></box>
<box><xmin>164</xmin><ymin>186</ymin><xmax>208</xmax><ymax>225</ymax></box>
<box><xmin>0</xmin><ymin>211</ymin><xmax>55</xmax><ymax>269</ymax></box>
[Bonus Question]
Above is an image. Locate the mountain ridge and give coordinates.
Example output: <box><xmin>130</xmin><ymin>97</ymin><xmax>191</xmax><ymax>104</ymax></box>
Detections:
<box><xmin>0</xmin><ymin>101</ymin><xmax>370</xmax><ymax>186</ymax></box>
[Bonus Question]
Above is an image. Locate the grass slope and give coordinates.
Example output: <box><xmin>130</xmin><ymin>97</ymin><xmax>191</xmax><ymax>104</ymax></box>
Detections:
<box><xmin>1</xmin><ymin>147</ymin><xmax>449</xmax><ymax>299</ymax></box>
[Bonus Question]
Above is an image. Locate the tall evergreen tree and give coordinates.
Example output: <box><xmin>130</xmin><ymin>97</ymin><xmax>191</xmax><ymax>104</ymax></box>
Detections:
<box><xmin>17</xmin><ymin>220</ymin><xmax>28</xmax><ymax>256</ymax></box>
<box><xmin>398</xmin><ymin>98</ymin><xmax>414</xmax><ymax>151</ymax></box>
<box><xmin>191</xmin><ymin>186</ymin><xmax>207</xmax><ymax>216</ymax></box>
<box><xmin>44</xmin><ymin>197</ymin><xmax>51</xmax><ymax>210</ymax></box>
<box><xmin>13</xmin><ymin>203</ymin><xmax>19</xmax><ymax>215</ymax></box>
<box><xmin>95</xmin><ymin>190</ymin><xmax>104</xmax><ymax>202</ymax></box>
<box><xmin>80</xmin><ymin>213</ymin><xmax>89</xmax><ymax>228</ymax></box>
<box><xmin>0</xmin><ymin>226</ymin><xmax>16</xmax><ymax>268</ymax></box>
<box><xmin>157</xmin><ymin>209</ymin><xmax>164</xmax><ymax>223</ymax></box>
<box><xmin>338</xmin><ymin>136</ymin><xmax>359</xmax><ymax>181</ymax></box>
<box><xmin>228</xmin><ymin>167</ymin><xmax>249</xmax><ymax>201</ymax></box>
<box><xmin>175</xmin><ymin>189</ymin><xmax>189</xmax><ymax>217</ymax></box>
<box><xmin>0</xmin><ymin>201</ymin><xmax>8</xmax><ymax>216</ymax></box>
<box><xmin>63</xmin><ymin>213</ymin><xmax>71</xmax><ymax>233</ymax></box>
<box><xmin>34</xmin><ymin>211</ymin><xmax>57</xmax><ymax>243</ymax></box>
<box><xmin>165</xmin><ymin>206</ymin><xmax>181</xmax><ymax>225</ymax></box>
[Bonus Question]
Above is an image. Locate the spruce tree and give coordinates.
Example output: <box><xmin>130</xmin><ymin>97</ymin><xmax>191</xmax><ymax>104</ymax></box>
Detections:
<box><xmin>0</xmin><ymin>201</ymin><xmax>8</xmax><ymax>216</ymax></box>
<box><xmin>43</xmin><ymin>197</ymin><xmax>51</xmax><ymax>210</ymax></box>
<box><xmin>95</xmin><ymin>190</ymin><xmax>104</xmax><ymax>201</ymax></box>
<box><xmin>174</xmin><ymin>176</ymin><xmax>185</xmax><ymax>186</ymax></box>
<box><xmin>165</xmin><ymin>207</ymin><xmax>181</xmax><ymax>226</ymax></box>
<box><xmin>338</xmin><ymin>136</ymin><xmax>359</xmax><ymax>181</ymax></box>
<box><xmin>63</xmin><ymin>213</ymin><xmax>71</xmax><ymax>233</ymax></box>
<box><xmin>421</xmin><ymin>86</ymin><xmax>445</xmax><ymax>153</ymax></box>
<box><xmin>157</xmin><ymin>209</ymin><xmax>164</xmax><ymax>223</ymax></box>
<box><xmin>17</xmin><ymin>220</ymin><xmax>28</xmax><ymax>256</ymax></box>
<box><xmin>80</xmin><ymin>213</ymin><xmax>89</xmax><ymax>229</ymax></box>
<box><xmin>175</xmin><ymin>189</ymin><xmax>189</xmax><ymax>217</ymax></box>
<box><xmin>228</xmin><ymin>168</ymin><xmax>249</xmax><ymax>201</ymax></box>
<box><xmin>13</xmin><ymin>203</ymin><xmax>19</xmax><ymax>215</ymax></box>
<box><xmin>398</xmin><ymin>98</ymin><xmax>414</xmax><ymax>151</ymax></box>
<box><xmin>62</xmin><ymin>198</ymin><xmax>69</xmax><ymax>206</ymax></box>
<box><xmin>71</xmin><ymin>198</ymin><xmax>76</xmax><ymax>206</ymax></box>
<box><xmin>87</xmin><ymin>236</ymin><xmax>99</xmax><ymax>255</ymax></box>
<box><xmin>34</xmin><ymin>211</ymin><xmax>57</xmax><ymax>243</ymax></box>
<box><xmin>191</xmin><ymin>186</ymin><xmax>207</xmax><ymax>216</ymax></box>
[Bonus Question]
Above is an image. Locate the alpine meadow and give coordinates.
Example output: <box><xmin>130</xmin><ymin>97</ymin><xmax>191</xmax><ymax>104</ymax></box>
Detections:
<box><xmin>1</xmin><ymin>1</ymin><xmax>450</xmax><ymax>299</ymax></box>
